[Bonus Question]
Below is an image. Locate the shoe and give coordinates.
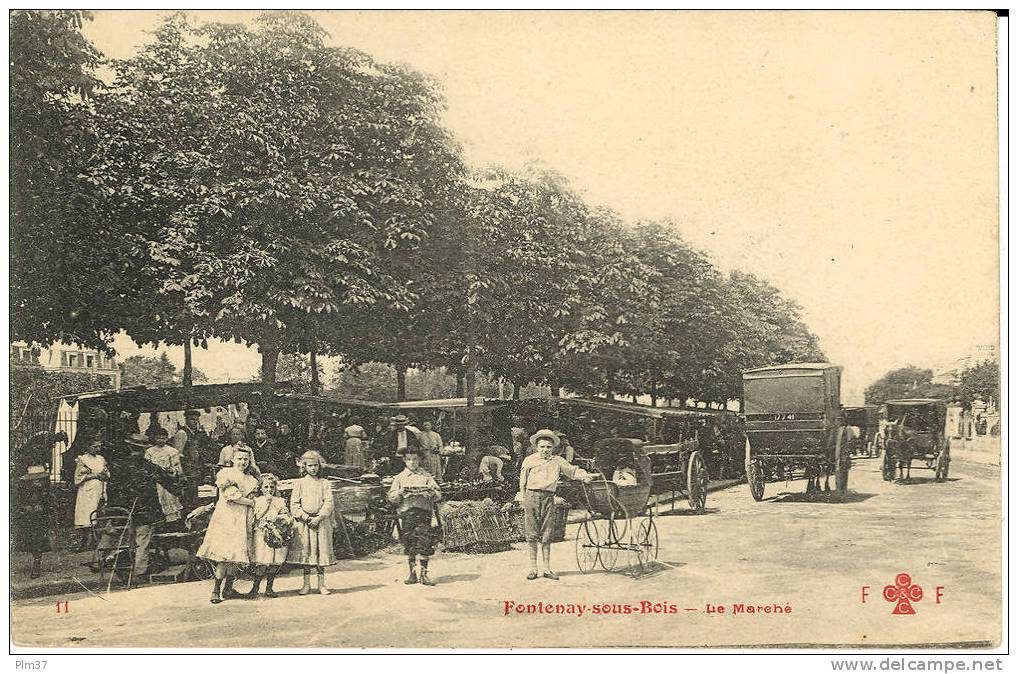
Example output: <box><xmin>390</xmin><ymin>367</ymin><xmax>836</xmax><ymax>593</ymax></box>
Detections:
<box><xmin>543</xmin><ymin>572</ymin><xmax>560</xmax><ymax>580</ymax></box>
<box><xmin>298</xmin><ymin>586</ymin><xmax>312</xmax><ymax>596</ymax></box>
<box><xmin>405</xmin><ymin>571</ymin><xmax>418</xmax><ymax>585</ymax></box>
<box><xmin>265</xmin><ymin>590</ymin><xmax>278</xmax><ymax>599</ymax></box>
<box><xmin>319</xmin><ymin>586</ymin><xmax>331</xmax><ymax>595</ymax></box>
<box><xmin>222</xmin><ymin>589</ymin><xmax>243</xmax><ymax>600</ymax></box>
<box><xmin>420</xmin><ymin>571</ymin><xmax>435</xmax><ymax>587</ymax></box>
<box><xmin>526</xmin><ymin>571</ymin><xmax>538</xmax><ymax>581</ymax></box>
<box><xmin>210</xmin><ymin>594</ymin><xmax>222</xmax><ymax>604</ymax></box>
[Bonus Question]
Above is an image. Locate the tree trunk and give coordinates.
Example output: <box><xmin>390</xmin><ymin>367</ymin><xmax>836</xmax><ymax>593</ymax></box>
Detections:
<box><xmin>396</xmin><ymin>364</ymin><xmax>408</xmax><ymax>402</ymax></box>
<box><xmin>309</xmin><ymin>341</ymin><xmax>321</xmax><ymax>396</ymax></box>
<box><xmin>632</xmin><ymin>394</ymin><xmax>639</xmax><ymax>404</ymax></box>
<box><xmin>512</xmin><ymin>383</ymin><xmax>521</xmax><ymax>401</ymax></box>
<box><xmin>182</xmin><ymin>337</ymin><xmax>193</xmax><ymax>388</ymax></box>
<box><xmin>455</xmin><ymin>371</ymin><xmax>465</xmax><ymax>397</ymax></box>
<box><xmin>606</xmin><ymin>369</ymin><xmax>615</xmax><ymax>400</ymax></box>
<box><xmin>650</xmin><ymin>381</ymin><xmax>658</xmax><ymax>407</ymax></box>
<box><xmin>259</xmin><ymin>342</ymin><xmax>280</xmax><ymax>391</ymax></box>
<box><xmin>465</xmin><ymin>332</ymin><xmax>478</xmax><ymax>454</ymax></box>
<box><xmin>550</xmin><ymin>377</ymin><xmax>562</xmax><ymax>398</ymax></box>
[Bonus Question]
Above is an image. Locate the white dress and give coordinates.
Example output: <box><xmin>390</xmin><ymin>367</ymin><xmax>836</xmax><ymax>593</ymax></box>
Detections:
<box><xmin>287</xmin><ymin>476</ymin><xmax>336</xmax><ymax>567</ymax></box>
<box><xmin>197</xmin><ymin>467</ymin><xmax>258</xmax><ymax>564</ymax></box>
<box><xmin>252</xmin><ymin>495</ymin><xmax>290</xmax><ymax>566</ymax></box>
<box><xmin>73</xmin><ymin>453</ymin><xmax>108</xmax><ymax>528</ymax></box>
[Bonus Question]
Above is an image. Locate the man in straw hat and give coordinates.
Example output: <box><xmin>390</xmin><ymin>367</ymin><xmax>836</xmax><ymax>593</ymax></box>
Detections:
<box><xmin>518</xmin><ymin>429</ymin><xmax>594</xmax><ymax>580</ymax></box>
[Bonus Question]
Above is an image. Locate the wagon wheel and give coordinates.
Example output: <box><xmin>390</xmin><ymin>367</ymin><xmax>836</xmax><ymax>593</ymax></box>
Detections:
<box><xmin>745</xmin><ymin>437</ymin><xmax>765</xmax><ymax>501</ymax></box>
<box><xmin>632</xmin><ymin>517</ymin><xmax>659</xmax><ymax>570</ymax></box>
<box><xmin>600</xmin><ymin>502</ymin><xmax>629</xmax><ymax>571</ymax></box>
<box><xmin>833</xmin><ymin>427</ymin><xmax>850</xmax><ymax>501</ymax></box>
<box><xmin>747</xmin><ymin>459</ymin><xmax>765</xmax><ymax>501</ymax></box>
<box><xmin>575</xmin><ymin>520</ymin><xmax>603</xmax><ymax>574</ymax></box>
<box><xmin>881</xmin><ymin>443</ymin><xmax>897</xmax><ymax>482</ymax></box>
<box><xmin>686</xmin><ymin>451</ymin><xmax>708</xmax><ymax>513</ymax></box>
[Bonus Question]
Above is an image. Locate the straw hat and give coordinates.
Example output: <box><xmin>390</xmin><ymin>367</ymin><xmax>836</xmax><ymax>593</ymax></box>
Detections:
<box><xmin>20</xmin><ymin>465</ymin><xmax>49</xmax><ymax>481</ymax></box>
<box><xmin>529</xmin><ymin>429</ymin><xmax>560</xmax><ymax>448</ymax></box>
<box><xmin>344</xmin><ymin>424</ymin><xmax>364</xmax><ymax>438</ymax></box>
<box><xmin>391</xmin><ymin>414</ymin><xmax>410</xmax><ymax>425</ymax></box>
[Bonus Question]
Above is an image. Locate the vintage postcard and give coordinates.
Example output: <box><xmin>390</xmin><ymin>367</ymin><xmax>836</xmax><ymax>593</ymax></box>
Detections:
<box><xmin>8</xmin><ymin>9</ymin><xmax>1003</xmax><ymax>654</ymax></box>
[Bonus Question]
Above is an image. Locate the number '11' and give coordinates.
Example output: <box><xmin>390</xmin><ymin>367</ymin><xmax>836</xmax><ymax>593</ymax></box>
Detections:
<box><xmin>55</xmin><ymin>601</ymin><xmax>69</xmax><ymax>613</ymax></box>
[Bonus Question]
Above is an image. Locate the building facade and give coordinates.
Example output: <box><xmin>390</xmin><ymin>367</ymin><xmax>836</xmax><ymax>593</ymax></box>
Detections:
<box><xmin>10</xmin><ymin>341</ymin><xmax>121</xmax><ymax>389</ymax></box>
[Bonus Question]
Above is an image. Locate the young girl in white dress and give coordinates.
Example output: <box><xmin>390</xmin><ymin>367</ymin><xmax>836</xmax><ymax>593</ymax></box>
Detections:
<box><xmin>287</xmin><ymin>450</ymin><xmax>335</xmax><ymax>595</ymax></box>
<box><xmin>73</xmin><ymin>435</ymin><xmax>108</xmax><ymax>549</ymax></box>
<box><xmin>247</xmin><ymin>473</ymin><xmax>290</xmax><ymax>598</ymax></box>
<box><xmin>197</xmin><ymin>447</ymin><xmax>259</xmax><ymax>604</ymax></box>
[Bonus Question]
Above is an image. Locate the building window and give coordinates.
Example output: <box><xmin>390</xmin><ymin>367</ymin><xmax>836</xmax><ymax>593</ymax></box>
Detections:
<box><xmin>86</xmin><ymin>355</ymin><xmax>94</xmax><ymax>368</ymax></box>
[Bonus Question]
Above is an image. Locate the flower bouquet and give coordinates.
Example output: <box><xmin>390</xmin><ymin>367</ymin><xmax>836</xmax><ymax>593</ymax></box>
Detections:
<box><xmin>262</xmin><ymin>511</ymin><xmax>296</xmax><ymax>549</ymax></box>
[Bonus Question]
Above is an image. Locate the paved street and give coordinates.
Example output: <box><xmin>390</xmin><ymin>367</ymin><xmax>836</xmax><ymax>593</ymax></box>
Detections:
<box><xmin>12</xmin><ymin>454</ymin><xmax>1000</xmax><ymax>649</ymax></box>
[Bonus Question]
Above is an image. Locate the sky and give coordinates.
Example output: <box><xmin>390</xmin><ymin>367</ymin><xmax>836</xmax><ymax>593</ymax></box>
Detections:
<box><xmin>84</xmin><ymin>10</ymin><xmax>1001</xmax><ymax>404</ymax></box>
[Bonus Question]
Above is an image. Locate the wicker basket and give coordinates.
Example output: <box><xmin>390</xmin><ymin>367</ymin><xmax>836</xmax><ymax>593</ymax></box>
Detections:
<box><xmin>580</xmin><ymin>480</ymin><xmax>651</xmax><ymax>518</ymax></box>
<box><xmin>332</xmin><ymin>483</ymin><xmax>383</xmax><ymax>517</ymax></box>
<box><xmin>508</xmin><ymin>502</ymin><xmax>568</xmax><ymax>543</ymax></box>
<box><xmin>440</xmin><ymin>508</ymin><xmax>517</xmax><ymax>552</ymax></box>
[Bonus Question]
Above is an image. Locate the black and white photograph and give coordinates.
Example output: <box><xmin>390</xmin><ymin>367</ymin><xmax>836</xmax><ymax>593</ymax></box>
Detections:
<box><xmin>7</xmin><ymin>8</ymin><xmax>1005</xmax><ymax>655</ymax></box>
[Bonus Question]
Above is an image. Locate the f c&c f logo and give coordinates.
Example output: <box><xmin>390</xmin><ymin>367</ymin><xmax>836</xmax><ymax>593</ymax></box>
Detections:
<box><xmin>861</xmin><ymin>574</ymin><xmax>944</xmax><ymax>615</ymax></box>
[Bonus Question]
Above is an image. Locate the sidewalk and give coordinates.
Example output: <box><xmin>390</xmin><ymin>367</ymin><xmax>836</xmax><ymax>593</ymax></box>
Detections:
<box><xmin>949</xmin><ymin>435</ymin><xmax>1001</xmax><ymax>466</ymax></box>
<box><xmin>12</xmin><ymin>477</ymin><xmax>745</xmax><ymax>601</ymax></box>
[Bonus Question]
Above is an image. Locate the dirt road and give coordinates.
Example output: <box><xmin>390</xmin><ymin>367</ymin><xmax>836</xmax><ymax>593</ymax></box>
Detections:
<box><xmin>12</xmin><ymin>456</ymin><xmax>1000</xmax><ymax>649</ymax></box>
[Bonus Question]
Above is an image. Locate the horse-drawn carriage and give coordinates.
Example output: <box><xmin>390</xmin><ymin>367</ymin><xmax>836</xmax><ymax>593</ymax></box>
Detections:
<box><xmin>574</xmin><ymin>438</ymin><xmax>659</xmax><ymax>576</ymax></box>
<box><xmin>881</xmin><ymin>399</ymin><xmax>950</xmax><ymax>482</ymax></box>
<box><xmin>842</xmin><ymin>405</ymin><xmax>880</xmax><ymax>457</ymax></box>
<box><xmin>742</xmin><ymin>363</ymin><xmax>851</xmax><ymax>502</ymax></box>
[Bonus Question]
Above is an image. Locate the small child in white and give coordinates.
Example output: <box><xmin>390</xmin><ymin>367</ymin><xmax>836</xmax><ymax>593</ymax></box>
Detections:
<box><xmin>247</xmin><ymin>473</ymin><xmax>291</xmax><ymax>598</ymax></box>
<box><xmin>287</xmin><ymin>451</ymin><xmax>335</xmax><ymax>595</ymax></box>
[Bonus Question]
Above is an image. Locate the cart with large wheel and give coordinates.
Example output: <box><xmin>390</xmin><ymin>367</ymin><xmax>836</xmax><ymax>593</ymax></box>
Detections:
<box><xmin>881</xmin><ymin>399</ymin><xmax>950</xmax><ymax>483</ymax></box>
<box><xmin>574</xmin><ymin>438</ymin><xmax>659</xmax><ymax>576</ymax></box>
<box><xmin>742</xmin><ymin>363</ymin><xmax>851</xmax><ymax>502</ymax></box>
<box><xmin>643</xmin><ymin>440</ymin><xmax>709</xmax><ymax>513</ymax></box>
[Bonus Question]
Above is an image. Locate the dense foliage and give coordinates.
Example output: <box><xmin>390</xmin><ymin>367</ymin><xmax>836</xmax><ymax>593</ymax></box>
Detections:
<box><xmin>11</xmin><ymin>10</ymin><xmax>825</xmax><ymax>406</ymax></box>
<box><xmin>863</xmin><ymin>360</ymin><xmax>999</xmax><ymax>408</ymax></box>
<box><xmin>119</xmin><ymin>353</ymin><xmax>208</xmax><ymax>388</ymax></box>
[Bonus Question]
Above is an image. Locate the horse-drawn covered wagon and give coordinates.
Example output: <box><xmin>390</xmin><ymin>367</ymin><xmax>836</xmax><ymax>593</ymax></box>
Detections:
<box><xmin>742</xmin><ymin>363</ymin><xmax>852</xmax><ymax>502</ymax></box>
<box><xmin>881</xmin><ymin>399</ymin><xmax>950</xmax><ymax>483</ymax></box>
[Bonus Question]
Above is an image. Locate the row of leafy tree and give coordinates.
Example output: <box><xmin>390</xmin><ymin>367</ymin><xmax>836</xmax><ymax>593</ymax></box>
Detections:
<box><xmin>12</xmin><ymin>10</ymin><xmax>824</xmax><ymax>408</ymax></box>
<box><xmin>864</xmin><ymin>361</ymin><xmax>1000</xmax><ymax>410</ymax></box>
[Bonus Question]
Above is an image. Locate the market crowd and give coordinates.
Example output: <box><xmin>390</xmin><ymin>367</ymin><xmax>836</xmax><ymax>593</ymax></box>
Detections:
<box><xmin>15</xmin><ymin>409</ymin><xmax>588</xmax><ymax>593</ymax></box>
